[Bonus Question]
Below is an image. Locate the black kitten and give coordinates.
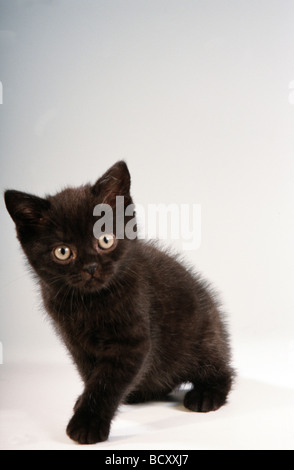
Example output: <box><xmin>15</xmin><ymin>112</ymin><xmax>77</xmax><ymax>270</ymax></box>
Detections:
<box><xmin>4</xmin><ymin>161</ymin><xmax>234</xmax><ymax>444</ymax></box>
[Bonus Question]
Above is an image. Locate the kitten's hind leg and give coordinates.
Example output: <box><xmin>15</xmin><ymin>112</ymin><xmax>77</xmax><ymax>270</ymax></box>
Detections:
<box><xmin>184</xmin><ymin>370</ymin><xmax>233</xmax><ymax>413</ymax></box>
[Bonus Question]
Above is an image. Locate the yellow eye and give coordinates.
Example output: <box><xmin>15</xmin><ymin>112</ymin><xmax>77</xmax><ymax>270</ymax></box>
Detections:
<box><xmin>54</xmin><ymin>246</ymin><xmax>72</xmax><ymax>261</ymax></box>
<box><xmin>98</xmin><ymin>234</ymin><xmax>115</xmax><ymax>250</ymax></box>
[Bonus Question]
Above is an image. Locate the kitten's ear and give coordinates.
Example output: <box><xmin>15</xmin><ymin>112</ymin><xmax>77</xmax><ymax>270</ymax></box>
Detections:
<box><xmin>4</xmin><ymin>190</ymin><xmax>50</xmax><ymax>226</ymax></box>
<box><xmin>92</xmin><ymin>160</ymin><xmax>131</xmax><ymax>206</ymax></box>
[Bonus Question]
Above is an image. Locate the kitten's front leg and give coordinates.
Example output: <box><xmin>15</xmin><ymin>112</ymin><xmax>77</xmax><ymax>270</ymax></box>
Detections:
<box><xmin>66</xmin><ymin>339</ymin><xmax>150</xmax><ymax>445</ymax></box>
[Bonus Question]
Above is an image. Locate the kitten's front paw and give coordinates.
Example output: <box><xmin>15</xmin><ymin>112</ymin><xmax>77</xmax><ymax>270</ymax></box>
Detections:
<box><xmin>66</xmin><ymin>408</ymin><xmax>110</xmax><ymax>445</ymax></box>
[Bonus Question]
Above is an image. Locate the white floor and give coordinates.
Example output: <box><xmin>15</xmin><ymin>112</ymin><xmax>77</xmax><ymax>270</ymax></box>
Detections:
<box><xmin>1</xmin><ymin>338</ymin><xmax>294</xmax><ymax>450</ymax></box>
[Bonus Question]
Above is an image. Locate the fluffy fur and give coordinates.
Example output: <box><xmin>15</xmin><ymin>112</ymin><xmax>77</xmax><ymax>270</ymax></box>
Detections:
<box><xmin>4</xmin><ymin>161</ymin><xmax>234</xmax><ymax>444</ymax></box>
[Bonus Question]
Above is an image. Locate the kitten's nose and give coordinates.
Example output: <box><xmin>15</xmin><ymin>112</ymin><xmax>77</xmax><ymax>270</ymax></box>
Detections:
<box><xmin>83</xmin><ymin>263</ymin><xmax>98</xmax><ymax>276</ymax></box>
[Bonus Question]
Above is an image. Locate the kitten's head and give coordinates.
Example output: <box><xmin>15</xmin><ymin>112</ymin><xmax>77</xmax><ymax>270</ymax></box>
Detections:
<box><xmin>4</xmin><ymin>161</ymin><xmax>135</xmax><ymax>293</ymax></box>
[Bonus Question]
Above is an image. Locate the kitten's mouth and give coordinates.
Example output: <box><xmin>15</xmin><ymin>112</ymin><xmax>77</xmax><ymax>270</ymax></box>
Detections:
<box><xmin>70</xmin><ymin>276</ymin><xmax>105</xmax><ymax>292</ymax></box>
<box><xmin>85</xmin><ymin>277</ymin><xmax>103</xmax><ymax>288</ymax></box>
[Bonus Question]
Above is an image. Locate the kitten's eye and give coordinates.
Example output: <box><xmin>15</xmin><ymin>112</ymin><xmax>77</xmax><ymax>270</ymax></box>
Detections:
<box><xmin>53</xmin><ymin>246</ymin><xmax>72</xmax><ymax>261</ymax></box>
<box><xmin>98</xmin><ymin>234</ymin><xmax>115</xmax><ymax>251</ymax></box>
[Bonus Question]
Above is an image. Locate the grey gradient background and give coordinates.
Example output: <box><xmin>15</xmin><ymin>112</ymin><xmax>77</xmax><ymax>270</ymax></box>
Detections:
<box><xmin>1</xmin><ymin>0</ymin><xmax>294</xmax><ymax>388</ymax></box>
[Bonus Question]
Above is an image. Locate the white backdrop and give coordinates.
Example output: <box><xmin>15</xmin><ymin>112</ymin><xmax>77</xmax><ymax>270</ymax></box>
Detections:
<box><xmin>0</xmin><ymin>0</ymin><xmax>294</xmax><ymax>449</ymax></box>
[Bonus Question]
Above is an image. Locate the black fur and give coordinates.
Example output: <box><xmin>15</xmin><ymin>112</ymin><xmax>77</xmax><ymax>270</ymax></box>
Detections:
<box><xmin>4</xmin><ymin>161</ymin><xmax>234</xmax><ymax>444</ymax></box>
